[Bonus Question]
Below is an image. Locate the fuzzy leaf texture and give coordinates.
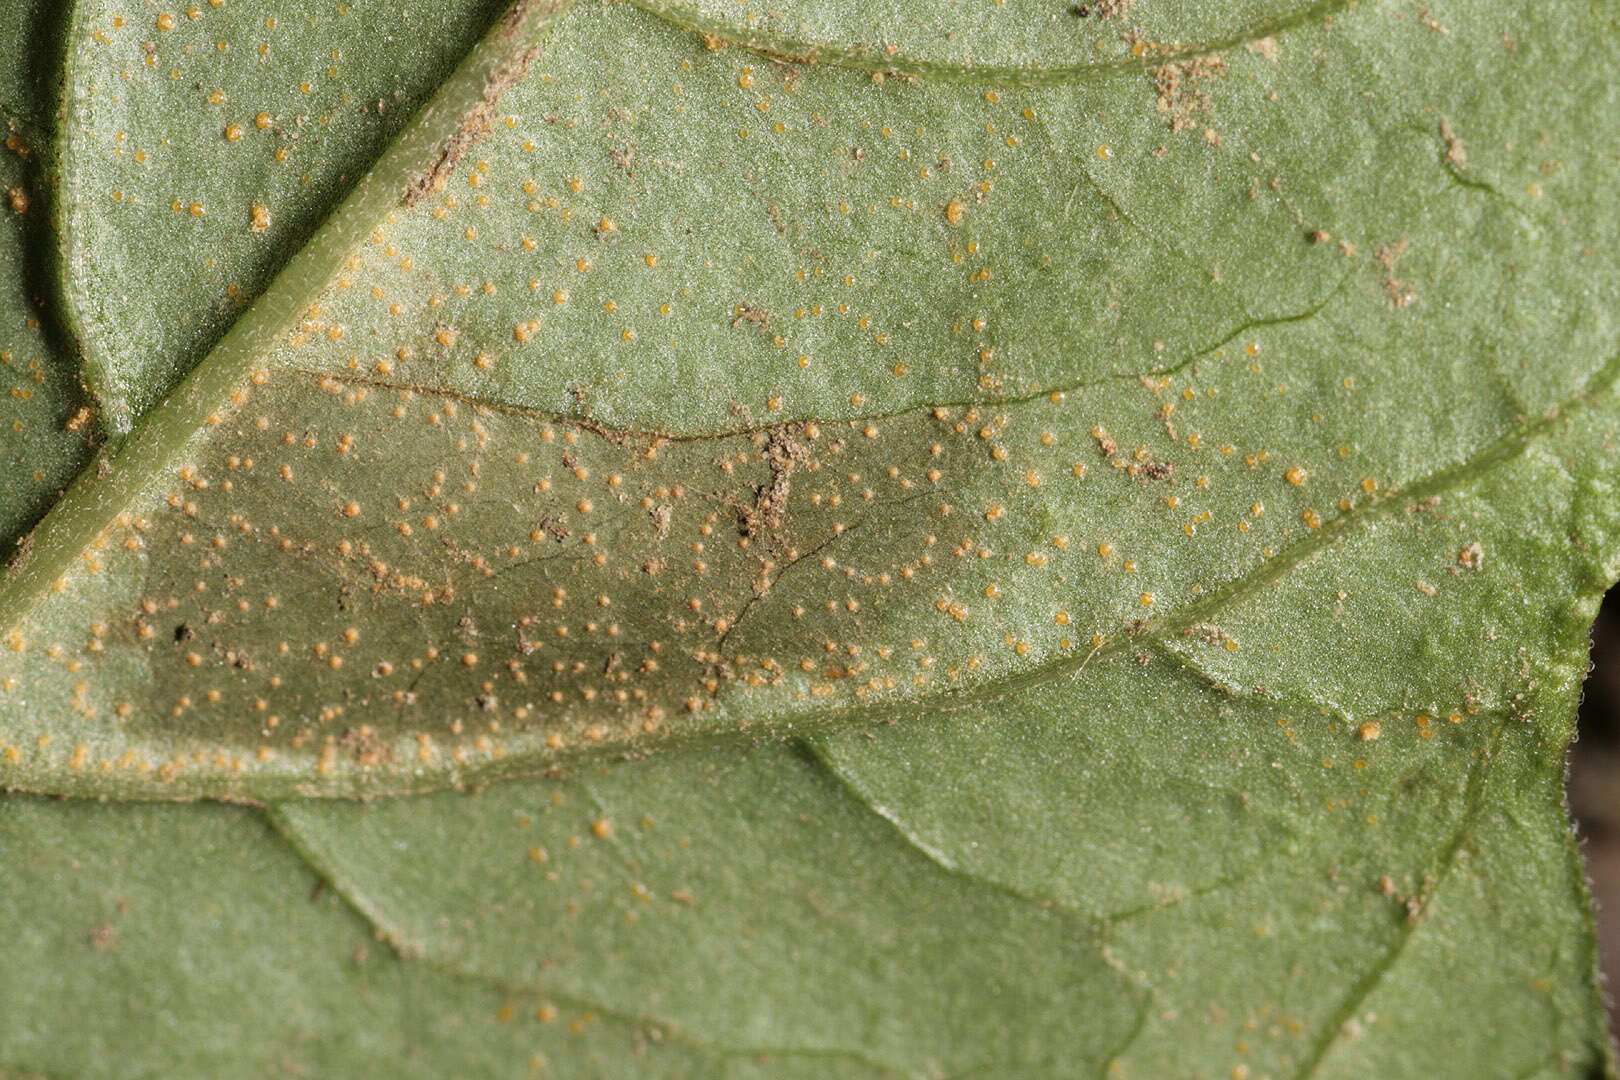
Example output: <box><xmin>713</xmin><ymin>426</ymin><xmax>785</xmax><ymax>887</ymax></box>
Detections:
<box><xmin>0</xmin><ymin>0</ymin><xmax>1616</xmax><ymax>1076</ymax></box>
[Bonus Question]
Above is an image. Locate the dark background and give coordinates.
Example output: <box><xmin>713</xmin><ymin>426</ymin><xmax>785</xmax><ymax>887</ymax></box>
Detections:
<box><xmin>1576</xmin><ymin>590</ymin><xmax>1620</xmax><ymax>1041</ymax></box>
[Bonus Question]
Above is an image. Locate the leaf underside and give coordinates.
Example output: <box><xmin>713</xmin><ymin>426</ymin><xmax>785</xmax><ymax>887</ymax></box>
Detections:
<box><xmin>0</xmin><ymin>0</ymin><xmax>1616</xmax><ymax>1075</ymax></box>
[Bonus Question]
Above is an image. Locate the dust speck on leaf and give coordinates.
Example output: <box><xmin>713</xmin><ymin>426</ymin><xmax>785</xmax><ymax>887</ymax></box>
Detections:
<box><xmin>1150</xmin><ymin>55</ymin><xmax>1227</xmax><ymax>133</ymax></box>
<box><xmin>1245</xmin><ymin>36</ymin><xmax>1280</xmax><ymax>61</ymax></box>
<box><xmin>1440</xmin><ymin>117</ymin><xmax>1468</xmax><ymax>170</ymax></box>
<box><xmin>1374</xmin><ymin>237</ymin><xmax>1415</xmax><ymax>308</ymax></box>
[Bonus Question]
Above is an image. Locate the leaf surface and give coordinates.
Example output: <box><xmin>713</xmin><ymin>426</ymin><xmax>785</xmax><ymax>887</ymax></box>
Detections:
<box><xmin>274</xmin><ymin>739</ymin><xmax>1147</xmax><ymax>1076</ymax></box>
<box><xmin>811</xmin><ymin>398</ymin><xmax>1620</xmax><ymax>1075</ymax></box>
<box><xmin>0</xmin><ymin>793</ymin><xmax>815</xmax><ymax>1079</ymax></box>
<box><xmin>0</xmin><ymin>0</ymin><xmax>1618</xmax><ymax>1073</ymax></box>
<box><xmin>0</xmin><ymin>2</ymin><xmax>96</xmax><ymax>555</ymax></box>
<box><xmin>4</xmin><ymin>0</ymin><xmax>1619</xmax><ymax>799</ymax></box>
<box><xmin>275</xmin><ymin>420</ymin><xmax>1620</xmax><ymax>1075</ymax></box>
<box><xmin>57</xmin><ymin>0</ymin><xmax>515</xmax><ymax>428</ymax></box>
<box><xmin>267</xmin><ymin>377</ymin><xmax>1620</xmax><ymax>1077</ymax></box>
<box><xmin>631</xmin><ymin>0</ymin><xmax>1343</xmax><ymax>76</ymax></box>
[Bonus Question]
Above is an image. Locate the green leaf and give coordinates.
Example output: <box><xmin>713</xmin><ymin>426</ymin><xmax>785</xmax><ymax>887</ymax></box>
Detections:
<box><xmin>0</xmin><ymin>793</ymin><xmax>814</xmax><ymax>1078</ymax></box>
<box><xmin>2</xmin><ymin>0</ymin><xmax>1618</xmax><ymax>1073</ymax></box>
<box><xmin>269</xmin><ymin>652</ymin><xmax>1609</xmax><ymax>1077</ymax></box>
<box><xmin>57</xmin><ymin>0</ymin><xmax>515</xmax><ymax>429</ymax></box>
<box><xmin>0</xmin><ymin>2</ymin><xmax>97</xmax><ymax>555</ymax></box>
<box><xmin>809</xmin><ymin>403</ymin><xmax>1620</xmax><ymax>1075</ymax></box>
<box><xmin>631</xmin><ymin>0</ymin><xmax>1346</xmax><ymax>76</ymax></box>
<box><xmin>5</xmin><ymin>0</ymin><xmax>1620</xmax><ymax>799</ymax></box>
<box><xmin>272</xmin><ymin>740</ymin><xmax>1146</xmax><ymax>1075</ymax></box>
<box><xmin>266</xmin><ymin>373</ymin><xmax>1620</xmax><ymax>1076</ymax></box>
